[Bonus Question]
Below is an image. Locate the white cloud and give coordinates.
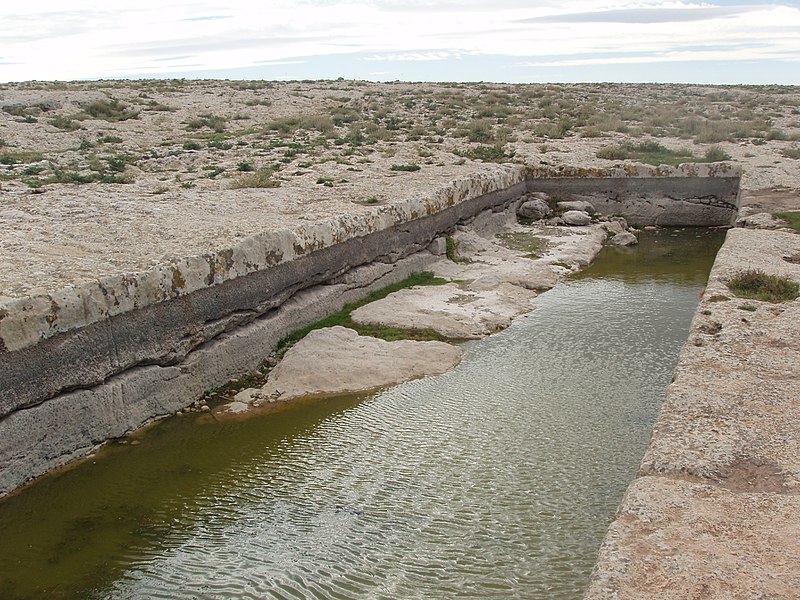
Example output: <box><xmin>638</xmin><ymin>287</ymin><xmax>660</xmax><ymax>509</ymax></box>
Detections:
<box><xmin>363</xmin><ymin>51</ymin><xmax>464</xmax><ymax>62</ymax></box>
<box><xmin>0</xmin><ymin>1</ymin><xmax>798</xmax><ymax>81</ymax></box>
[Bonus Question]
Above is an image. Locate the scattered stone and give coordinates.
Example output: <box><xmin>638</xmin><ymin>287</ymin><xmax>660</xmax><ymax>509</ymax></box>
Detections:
<box><xmin>601</xmin><ymin>220</ymin><xmax>625</xmax><ymax>236</ymax></box>
<box><xmin>562</xmin><ymin>210</ymin><xmax>592</xmax><ymax>226</ymax></box>
<box><xmin>557</xmin><ymin>200</ymin><xmax>596</xmax><ymax>215</ymax></box>
<box><xmin>610</xmin><ymin>232</ymin><xmax>638</xmax><ymax>246</ymax></box>
<box><xmin>517</xmin><ymin>198</ymin><xmax>552</xmax><ymax>220</ymax></box>
<box><xmin>428</xmin><ymin>237</ymin><xmax>448</xmax><ymax>255</ymax></box>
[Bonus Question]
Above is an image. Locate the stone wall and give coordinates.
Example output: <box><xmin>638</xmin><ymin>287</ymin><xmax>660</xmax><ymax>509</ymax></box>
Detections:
<box><xmin>525</xmin><ymin>163</ymin><xmax>741</xmax><ymax>226</ymax></box>
<box><xmin>0</xmin><ymin>163</ymin><xmax>741</xmax><ymax>497</ymax></box>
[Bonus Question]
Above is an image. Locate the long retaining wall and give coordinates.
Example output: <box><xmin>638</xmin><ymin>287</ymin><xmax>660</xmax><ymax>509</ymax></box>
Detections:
<box><xmin>0</xmin><ymin>162</ymin><xmax>740</xmax><ymax>498</ymax></box>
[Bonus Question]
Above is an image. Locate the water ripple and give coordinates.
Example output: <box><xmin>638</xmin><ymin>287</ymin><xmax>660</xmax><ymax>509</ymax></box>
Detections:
<box><xmin>0</xmin><ymin>230</ymin><xmax>723</xmax><ymax>600</ymax></box>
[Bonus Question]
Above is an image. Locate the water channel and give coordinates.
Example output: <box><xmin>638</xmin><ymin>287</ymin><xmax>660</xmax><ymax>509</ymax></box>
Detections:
<box><xmin>0</xmin><ymin>228</ymin><xmax>725</xmax><ymax>599</ymax></box>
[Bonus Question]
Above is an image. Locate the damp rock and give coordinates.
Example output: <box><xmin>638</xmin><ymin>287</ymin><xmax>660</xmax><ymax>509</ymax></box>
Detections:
<box><xmin>610</xmin><ymin>232</ymin><xmax>639</xmax><ymax>246</ymax></box>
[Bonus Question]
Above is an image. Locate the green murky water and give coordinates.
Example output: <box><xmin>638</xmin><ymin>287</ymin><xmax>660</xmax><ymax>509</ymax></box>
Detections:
<box><xmin>0</xmin><ymin>228</ymin><xmax>725</xmax><ymax>600</ymax></box>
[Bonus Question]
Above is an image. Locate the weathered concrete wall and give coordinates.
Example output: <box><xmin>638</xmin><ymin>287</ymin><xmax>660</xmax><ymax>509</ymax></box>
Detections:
<box><xmin>585</xmin><ymin>227</ymin><xmax>800</xmax><ymax>599</ymax></box>
<box><xmin>0</xmin><ymin>163</ymin><xmax>741</xmax><ymax>497</ymax></box>
<box><xmin>525</xmin><ymin>163</ymin><xmax>741</xmax><ymax>226</ymax></box>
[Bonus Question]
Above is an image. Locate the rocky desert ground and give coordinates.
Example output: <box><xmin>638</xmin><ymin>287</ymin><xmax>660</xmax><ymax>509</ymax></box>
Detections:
<box><xmin>1</xmin><ymin>79</ymin><xmax>799</xmax><ymax>300</ymax></box>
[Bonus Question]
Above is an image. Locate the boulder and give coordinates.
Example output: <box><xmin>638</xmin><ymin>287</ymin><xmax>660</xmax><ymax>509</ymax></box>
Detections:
<box><xmin>517</xmin><ymin>198</ymin><xmax>552</xmax><ymax>220</ymax></box>
<box><xmin>610</xmin><ymin>232</ymin><xmax>638</xmax><ymax>246</ymax></box>
<box><xmin>557</xmin><ymin>200</ymin><xmax>596</xmax><ymax>215</ymax></box>
<box><xmin>601</xmin><ymin>220</ymin><xmax>625</xmax><ymax>236</ymax></box>
<box><xmin>562</xmin><ymin>210</ymin><xmax>592</xmax><ymax>226</ymax></box>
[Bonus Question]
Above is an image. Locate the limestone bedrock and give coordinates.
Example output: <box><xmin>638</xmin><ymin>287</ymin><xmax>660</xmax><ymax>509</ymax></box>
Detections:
<box><xmin>352</xmin><ymin>209</ymin><xmax>605</xmax><ymax>339</ymax></box>
<box><xmin>231</xmin><ymin>326</ymin><xmax>462</xmax><ymax>406</ymax></box>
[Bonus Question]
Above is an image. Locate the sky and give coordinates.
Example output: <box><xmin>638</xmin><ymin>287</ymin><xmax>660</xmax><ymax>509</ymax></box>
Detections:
<box><xmin>1</xmin><ymin>1</ymin><xmax>799</xmax><ymax>85</ymax></box>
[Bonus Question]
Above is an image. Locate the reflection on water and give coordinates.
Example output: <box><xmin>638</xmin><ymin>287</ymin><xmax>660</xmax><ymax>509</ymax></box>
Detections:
<box><xmin>0</xmin><ymin>228</ymin><xmax>724</xmax><ymax>599</ymax></box>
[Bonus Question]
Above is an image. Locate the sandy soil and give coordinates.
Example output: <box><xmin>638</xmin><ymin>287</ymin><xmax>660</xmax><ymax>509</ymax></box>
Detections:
<box><xmin>1</xmin><ymin>80</ymin><xmax>799</xmax><ymax>299</ymax></box>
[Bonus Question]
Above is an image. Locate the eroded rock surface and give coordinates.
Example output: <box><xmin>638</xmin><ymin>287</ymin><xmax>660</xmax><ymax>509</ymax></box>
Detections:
<box><xmin>351</xmin><ymin>208</ymin><xmax>605</xmax><ymax>338</ymax></box>
<box><xmin>230</xmin><ymin>326</ymin><xmax>462</xmax><ymax>406</ymax></box>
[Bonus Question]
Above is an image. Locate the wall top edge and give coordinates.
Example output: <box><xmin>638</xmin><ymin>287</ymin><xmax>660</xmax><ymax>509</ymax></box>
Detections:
<box><xmin>0</xmin><ymin>162</ymin><xmax>740</xmax><ymax>353</ymax></box>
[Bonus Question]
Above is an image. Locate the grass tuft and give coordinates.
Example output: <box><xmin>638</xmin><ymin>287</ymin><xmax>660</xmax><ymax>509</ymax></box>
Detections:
<box><xmin>276</xmin><ymin>272</ymin><xmax>449</xmax><ymax>357</ymax></box>
<box><xmin>726</xmin><ymin>269</ymin><xmax>799</xmax><ymax>303</ymax></box>
<box><xmin>229</xmin><ymin>167</ymin><xmax>280</xmax><ymax>189</ymax></box>
<box><xmin>774</xmin><ymin>211</ymin><xmax>800</xmax><ymax>233</ymax></box>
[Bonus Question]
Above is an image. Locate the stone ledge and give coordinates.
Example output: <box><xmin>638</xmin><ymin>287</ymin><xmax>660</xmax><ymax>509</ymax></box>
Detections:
<box><xmin>586</xmin><ymin>226</ymin><xmax>800</xmax><ymax>599</ymax></box>
<box><xmin>587</xmin><ymin>476</ymin><xmax>800</xmax><ymax>600</ymax></box>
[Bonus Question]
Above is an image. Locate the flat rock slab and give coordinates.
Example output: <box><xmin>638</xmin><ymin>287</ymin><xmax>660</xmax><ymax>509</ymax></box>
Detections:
<box><xmin>351</xmin><ymin>282</ymin><xmax>535</xmax><ymax>339</ymax></box>
<box><xmin>587</xmin><ymin>476</ymin><xmax>800</xmax><ymax>600</ymax></box>
<box><xmin>231</xmin><ymin>326</ymin><xmax>462</xmax><ymax>405</ymax></box>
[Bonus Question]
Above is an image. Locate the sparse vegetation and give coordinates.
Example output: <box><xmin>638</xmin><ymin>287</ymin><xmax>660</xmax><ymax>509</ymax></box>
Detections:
<box><xmin>495</xmin><ymin>232</ymin><xmax>548</xmax><ymax>258</ymax></box>
<box><xmin>185</xmin><ymin>114</ymin><xmax>226</xmax><ymax>133</ymax></box>
<box><xmin>457</xmin><ymin>144</ymin><xmax>515</xmax><ymax>162</ymax></box>
<box><xmin>276</xmin><ymin>271</ymin><xmax>449</xmax><ymax>357</ymax></box>
<box><xmin>80</xmin><ymin>98</ymin><xmax>139</xmax><ymax>122</ymax></box>
<box><xmin>49</xmin><ymin>115</ymin><xmax>81</xmax><ymax>131</ymax></box>
<box><xmin>0</xmin><ymin>151</ymin><xmax>43</xmax><ymax>165</ymax></box>
<box><xmin>229</xmin><ymin>167</ymin><xmax>280</xmax><ymax>189</ymax></box>
<box><xmin>390</xmin><ymin>163</ymin><xmax>421</xmax><ymax>172</ymax></box>
<box><xmin>726</xmin><ymin>270</ymin><xmax>799</xmax><ymax>303</ymax></box>
<box><xmin>774</xmin><ymin>211</ymin><xmax>800</xmax><ymax>233</ymax></box>
<box><xmin>704</xmin><ymin>146</ymin><xmax>732</xmax><ymax>162</ymax></box>
<box><xmin>596</xmin><ymin>141</ymin><xmax>694</xmax><ymax>165</ymax></box>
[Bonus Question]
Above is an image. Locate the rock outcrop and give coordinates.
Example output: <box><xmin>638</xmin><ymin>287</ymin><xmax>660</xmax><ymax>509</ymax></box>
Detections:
<box><xmin>231</xmin><ymin>326</ymin><xmax>463</xmax><ymax>405</ymax></box>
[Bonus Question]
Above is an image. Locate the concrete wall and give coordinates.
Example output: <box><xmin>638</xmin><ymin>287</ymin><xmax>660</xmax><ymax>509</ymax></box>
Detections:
<box><xmin>0</xmin><ymin>163</ymin><xmax>741</xmax><ymax>497</ymax></box>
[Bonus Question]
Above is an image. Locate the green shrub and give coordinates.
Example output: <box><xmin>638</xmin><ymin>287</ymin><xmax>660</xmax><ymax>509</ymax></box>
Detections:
<box><xmin>185</xmin><ymin>114</ymin><xmax>226</xmax><ymax>132</ymax></box>
<box><xmin>229</xmin><ymin>167</ymin><xmax>280</xmax><ymax>189</ymax></box>
<box><xmin>596</xmin><ymin>141</ymin><xmax>693</xmax><ymax>165</ymax></box>
<box><xmin>390</xmin><ymin>163</ymin><xmax>421</xmax><ymax>172</ymax></box>
<box><xmin>49</xmin><ymin>115</ymin><xmax>81</xmax><ymax>131</ymax></box>
<box><xmin>703</xmin><ymin>146</ymin><xmax>731</xmax><ymax>162</ymax></box>
<box><xmin>781</xmin><ymin>147</ymin><xmax>800</xmax><ymax>159</ymax></box>
<box><xmin>265</xmin><ymin>113</ymin><xmax>335</xmax><ymax>136</ymax></box>
<box><xmin>0</xmin><ymin>151</ymin><xmax>43</xmax><ymax>165</ymax></box>
<box><xmin>726</xmin><ymin>269</ymin><xmax>799</xmax><ymax>303</ymax></box>
<box><xmin>81</xmin><ymin>98</ymin><xmax>139</xmax><ymax>122</ymax></box>
<box><xmin>458</xmin><ymin>144</ymin><xmax>514</xmax><ymax>162</ymax></box>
